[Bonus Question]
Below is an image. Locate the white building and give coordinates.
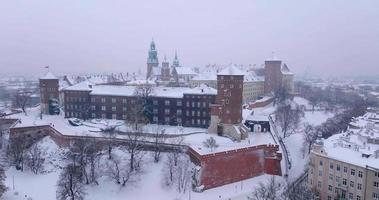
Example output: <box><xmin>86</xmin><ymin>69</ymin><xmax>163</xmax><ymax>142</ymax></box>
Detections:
<box><xmin>308</xmin><ymin>112</ymin><xmax>379</xmax><ymax>200</ymax></box>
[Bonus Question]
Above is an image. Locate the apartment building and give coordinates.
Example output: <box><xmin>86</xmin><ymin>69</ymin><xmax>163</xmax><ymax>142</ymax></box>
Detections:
<box><xmin>308</xmin><ymin>112</ymin><xmax>379</xmax><ymax>200</ymax></box>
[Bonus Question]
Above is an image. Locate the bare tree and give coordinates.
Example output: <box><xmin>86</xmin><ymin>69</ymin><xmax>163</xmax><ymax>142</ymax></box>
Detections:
<box><xmin>25</xmin><ymin>143</ymin><xmax>45</xmax><ymax>174</ymax></box>
<box><xmin>56</xmin><ymin>164</ymin><xmax>86</xmax><ymax>200</ymax></box>
<box><xmin>284</xmin><ymin>182</ymin><xmax>316</xmax><ymax>200</ymax></box>
<box><xmin>249</xmin><ymin>176</ymin><xmax>283</xmax><ymax>200</ymax></box>
<box><xmin>175</xmin><ymin>154</ymin><xmax>191</xmax><ymax>193</ymax></box>
<box><xmin>162</xmin><ymin>153</ymin><xmax>191</xmax><ymax>193</ymax></box>
<box><xmin>275</xmin><ymin>104</ymin><xmax>304</xmax><ymax>138</ymax></box>
<box><xmin>125</xmin><ymin>131</ymin><xmax>145</xmax><ymax>172</ymax></box>
<box><xmin>68</xmin><ymin>139</ymin><xmax>100</xmax><ymax>185</ymax></box>
<box><xmin>106</xmin><ymin>153</ymin><xmax>138</xmax><ymax>187</ymax></box>
<box><xmin>302</xmin><ymin>124</ymin><xmax>317</xmax><ymax>157</ymax></box>
<box><xmin>7</xmin><ymin>136</ymin><xmax>28</xmax><ymax>171</ymax></box>
<box><xmin>202</xmin><ymin>137</ymin><xmax>219</xmax><ymax>152</ymax></box>
<box><xmin>0</xmin><ymin>167</ymin><xmax>6</xmax><ymax>198</ymax></box>
<box><xmin>101</xmin><ymin>124</ymin><xmax>117</xmax><ymax>160</ymax></box>
<box><xmin>13</xmin><ymin>90</ymin><xmax>32</xmax><ymax>115</ymax></box>
<box><xmin>152</xmin><ymin>126</ymin><xmax>167</xmax><ymax>163</ymax></box>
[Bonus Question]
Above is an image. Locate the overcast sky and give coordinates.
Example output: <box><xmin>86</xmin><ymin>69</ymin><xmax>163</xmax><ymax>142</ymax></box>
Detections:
<box><xmin>0</xmin><ymin>0</ymin><xmax>378</xmax><ymax>77</ymax></box>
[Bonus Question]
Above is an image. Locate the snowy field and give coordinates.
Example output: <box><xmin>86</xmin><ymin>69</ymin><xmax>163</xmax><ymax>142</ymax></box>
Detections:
<box><xmin>2</xmin><ymin>136</ymin><xmax>281</xmax><ymax>200</ymax></box>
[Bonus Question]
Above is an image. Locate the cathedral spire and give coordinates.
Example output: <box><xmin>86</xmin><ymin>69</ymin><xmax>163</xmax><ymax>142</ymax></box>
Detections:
<box><xmin>172</xmin><ymin>50</ymin><xmax>180</xmax><ymax>67</ymax></box>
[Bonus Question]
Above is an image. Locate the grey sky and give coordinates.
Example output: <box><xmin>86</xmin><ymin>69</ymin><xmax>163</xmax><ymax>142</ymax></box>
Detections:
<box><xmin>0</xmin><ymin>0</ymin><xmax>378</xmax><ymax>77</ymax></box>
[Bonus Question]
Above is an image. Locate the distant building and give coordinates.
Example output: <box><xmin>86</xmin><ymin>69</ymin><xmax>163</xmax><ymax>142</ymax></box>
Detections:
<box><xmin>190</xmin><ymin>70</ymin><xmax>265</xmax><ymax>104</ymax></box>
<box><xmin>39</xmin><ymin>71</ymin><xmax>59</xmax><ymax>114</ymax></box>
<box><xmin>62</xmin><ymin>83</ymin><xmax>216</xmax><ymax>128</ymax></box>
<box><xmin>264</xmin><ymin>59</ymin><xmax>294</xmax><ymax>94</ymax></box>
<box><xmin>308</xmin><ymin>112</ymin><xmax>379</xmax><ymax>200</ymax></box>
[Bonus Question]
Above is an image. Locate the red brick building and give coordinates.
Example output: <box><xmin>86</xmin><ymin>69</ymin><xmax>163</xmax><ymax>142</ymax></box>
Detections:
<box><xmin>189</xmin><ymin>144</ymin><xmax>282</xmax><ymax>190</ymax></box>
<box><xmin>39</xmin><ymin>72</ymin><xmax>59</xmax><ymax>114</ymax></box>
<box><xmin>208</xmin><ymin>64</ymin><xmax>248</xmax><ymax>140</ymax></box>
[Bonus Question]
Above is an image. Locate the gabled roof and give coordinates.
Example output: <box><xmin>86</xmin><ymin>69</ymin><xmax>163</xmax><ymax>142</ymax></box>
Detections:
<box><xmin>281</xmin><ymin>63</ymin><xmax>294</xmax><ymax>75</ymax></box>
<box><xmin>217</xmin><ymin>64</ymin><xmax>244</xmax><ymax>76</ymax></box>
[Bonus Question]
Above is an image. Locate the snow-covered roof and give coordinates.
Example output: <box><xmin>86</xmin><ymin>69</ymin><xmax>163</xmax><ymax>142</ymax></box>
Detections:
<box><xmin>320</xmin><ymin>112</ymin><xmax>379</xmax><ymax>169</ymax></box>
<box><xmin>64</xmin><ymin>83</ymin><xmax>216</xmax><ymax>98</ymax></box>
<box><xmin>217</xmin><ymin>64</ymin><xmax>244</xmax><ymax>76</ymax></box>
<box><xmin>174</xmin><ymin>67</ymin><xmax>196</xmax><ymax>75</ymax></box>
<box><xmin>192</xmin><ymin>73</ymin><xmax>217</xmax><ymax>81</ymax></box>
<box><xmin>40</xmin><ymin>72</ymin><xmax>58</xmax><ymax>80</ymax></box>
<box><xmin>281</xmin><ymin>63</ymin><xmax>293</xmax><ymax>75</ymax></box>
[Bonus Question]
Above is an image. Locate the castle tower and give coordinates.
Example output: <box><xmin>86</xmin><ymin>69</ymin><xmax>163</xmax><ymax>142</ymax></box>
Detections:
<box><xmin>39</xmin><ymin>69</ymin><xmax>59</xmax><ymax>114</ymax></box>
<box><xmin>264</xmin><ymin>58</ymin><xmax>282</xmax><ymax>94</ymax></box>
<box><xmin>172</xmin><ymin>50</ymin><xmax>180</xmax><ymax>68</ymax></box>
<box><xmin>208</xmin><ymin>64</ymin><xmax>248</xmax><ymax>141</ymax></box>
<box><xmin>146</xmin><ymin>40</ymin><xmax>159</xmax><ymax>79</ymax></box>
<box><xmin>161</xmin><ymin>56</ymin><xmax>171</xmax><ymax>81</ymax></box>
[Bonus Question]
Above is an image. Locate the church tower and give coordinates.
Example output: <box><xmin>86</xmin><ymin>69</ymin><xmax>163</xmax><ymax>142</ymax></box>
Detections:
<box><xmin>161</xmin><ymin>56</ymin><xmax>171</xmax><ymax>81</ymax></box>
<box><xmin>146</xmin><ymin>40</ymin><xmax>159</xmax><ymax>79</ymax></box>
<box><xmin>39</xmin><ymin>68</ymin><xmax>59</xmax><ymax>114</ymax></box>
<box><xmin>172</xmin><ymin>51</ymin><xmax>180</xmax><ymax>68</ymax></box>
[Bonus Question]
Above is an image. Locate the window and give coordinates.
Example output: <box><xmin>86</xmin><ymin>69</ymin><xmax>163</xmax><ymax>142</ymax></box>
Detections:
<box><xmin>319</xmin><ymin>170</ymin><xmax>323</xmax><ymax>176</ymax></box>
<box><xmin>203</xmin><ymin>102</ymin><xmax>206</xmax><ymax>107</ymax></box>
<box><xmin>351</xmin><ymin>169</ymin><xmax>356</xmax><ymax>176</ymax></box>
<box><xmin>91</xmin><ymin>113</ymin><xmax>96</xmax><ymax>118</ymax></box>
<box><xmin>356</xmin><ymin>195</ymin><xmax>361</xmax><ymax>200</ymax></box>
<box><xmin>317</xmin><ymin>181</ymin><xmax>322</xmax><ymax>188</ymax></box>
<box><xmin>327</xmin><ymin>196</ymin><xmax>332</xmax><ymax>200</ymax></box>
<box><xmin>348</xmin><ymin>193</ymin><xmax>353</xmax><ymax>200</ymax></box>
<box><xmin>165</xmin><ymin>100</ymin><xmax>170</xmax><ymax>106</ymax></box>
<box><xmin>230</xmin><ymin>84</ymin><xmax>234</xmax><ymax>88</ymax></box>
<box><xmin>357</xmin><ymin>183</ymin><xmax>362</xmax><ymax>190</ymax></box>
<box><xmin>91</xmin><ymin>105</ymin><xmax>96</xmax><ymax>110</ymax></box>
<box><xmin>101</xmin><ymin>106</ymin><xmax>106</xmax><ymax>111</ymax></box>
<box><xmin>123</xmin><ymin>107</ymin><xmax>127</xmax><ymax>111</ymax></box>
<box><xmin>153</xmin><ymin>116</ymin><xmax>158</xmax><ymax>122</ymax></box>
<box><xmin>330</xmin><ymin>163</ymin><xmax>334</xmax><ymax>170</ymax></box>
<box><xmin>320</xmin><ymin>160</ymin><xmax>323</xmax><ymax>166</ymax></box>
<box><xmin>197</xmin><ymin>102</ymin><xmax>201</xmax><ymax>107</ymax></box>
<box><xmin>343</xmin><ymin>178</ymin><xmax>347</xmax><ymax>186</ymax></box>
<box><xmin>375</xmin><ymin>172</ymin><xmax>379</xmax><ymax>177</ymax></box>
<box><xmin>177</xmin><ymin>118</ymin><xmax>182</xmax><ymax>124</ymax></box>
<box><xmin>350</xmin><ymin>181</ymin><xmax>354</xmax><ymax>188</ymax></box>
<box><xmin>112</xmin><ymin>98</ymin><xmax>116</xmax><ymax>103</ymax></box>
<box><xmin>186</xmin><ymin>102</ymin><xmax>190</xmax><ymax>107</ymax></box>
<box><xmin>165</xmin><ymin>117</ymin><xmax>170</xmax><ymax>123</ymax></box>
<box><xmin>374</xmin><ymin>181</ymin><xmax>379</xmax><ymax>188</ymax></box>
<box><xmin>177</xmin><ymin>109</ymin><xmax>182</xmax><ymax>115</ymax></box>
<box><xmin>101</xmin><ymin>98</ymin><xmax>106</xmax><ymax>103</ymax></box>
<box><xmin>221</xmin><ymin>84</ymin><xmax>224</xmax><ymax>88</ymax></box>
<box><xmin>197</xmin><ymin>111</ymin><xmax>200</xmax><ymax>117</ymax></box>
<box><xmin>122</xmin><ymin>115</ymin><xmax>126</xmax><ymax>120</ymax></box>
<box><xmin>177</xmin><ymin>100</ymin><xmax>182</xmax><ymax>106</ymax></box>
<box><xmin>153</xmin><ymin>100</ymin><xmax>158</xmax><ymax>105</ymax></box>
<box><xmin>91</xmin><ymin>97</ymin><xmax>95</xmax><ymax>102</ymax></box>
<box><xmin>358</xmin><ymin>171</ymin><xmax>363</xmax><ymax>178</ymax></box>
<box><xmin>153</xmin><ymin>109</ymin><xmax>158</xmax><ymax>114</ymax></box>
<box><xmin>112</xmin><ymin>106</ymin><xmax>116</xmax><ymax>111</ymax></box>
<box><xmin>112</xmin><ymin>114</ymin><xmax>117</xmax><ymax>119</ymax></box>
<box><xmin>328</xmin><ymin>185</ymin><xmax>333</xmax><ymax>191</ymax></box>
<box><xmin>336</xmin><ymin>176</ymin><xmax>340</xmax><ymax>184</ymax></box>
<box><xmin>186</xmin><ymin>111</ymin><xmax>189</xmax><ymax>116</ymax></box>
<box><xmin>101</xmin><ymin>114</ymin><xmax>106</xmax><ymax>119</ymax></box>
<box><xmin>165</xmin><ymin>109</ymin><xmax>170</xmax><ymax>115</ymax></box>
<box><xmin>344</xmin><ymin>166</ymin><xmax>348</xmax><ymax>173</ymax></box>
<box><xmin>122</xmin><ymin>99</ymin><xmax>127</xmax><ymax>104</ymax></box>
<box><xmin>192</xmin><ymin>111</ymin><xmax>195</xmax><ymax>116</ymax></box>
<box><xmin>329</xmin><ymin>174</ymin><xmax>333</xmax><ymax>180</ymax></box>
<box><xmin>374</xmin><ymin>193</ymin><xmax>379</xmax><ymax>200</ymax></box>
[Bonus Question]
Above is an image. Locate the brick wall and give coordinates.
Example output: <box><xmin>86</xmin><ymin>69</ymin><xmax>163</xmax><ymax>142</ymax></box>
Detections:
<box><xmin>189</xmin><ymin>144</ymin><xmax>282</xmax><ymax>190</ymax></box>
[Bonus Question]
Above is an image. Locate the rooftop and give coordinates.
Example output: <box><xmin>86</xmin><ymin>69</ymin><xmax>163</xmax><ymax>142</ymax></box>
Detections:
<box><xmin>40</xmin><ymin>72</ymin><xmax>58</xmax><ymax>80</ymax></box>
<box><xmin>217</xmin><ymin>64</ymin><xmax>245</xmax><ymax>76</ymax></box>
<box><xmin>320</xmin><ymin>112</ymin><xmax>379</xmax><ymax>169</ymax></box>
<box><xmin>63</xmin><ymin>83</ymin><xmax>217</xmax><ymax>98</ymax></box>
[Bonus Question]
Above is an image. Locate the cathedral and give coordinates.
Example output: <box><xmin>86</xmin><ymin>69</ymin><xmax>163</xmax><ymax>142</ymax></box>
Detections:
<box><xmin>146</xmin><ymin>40</ymin><xmax>196</xmax><ymax>84</ymax></box>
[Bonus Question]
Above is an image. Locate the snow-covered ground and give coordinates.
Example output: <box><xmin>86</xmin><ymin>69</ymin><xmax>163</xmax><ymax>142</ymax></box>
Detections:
<box><xmin>2</xmin><ymin>136</ymin><xmax>281</xmax><ymax>200</ymax></box>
